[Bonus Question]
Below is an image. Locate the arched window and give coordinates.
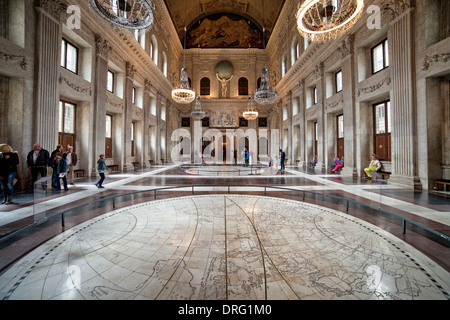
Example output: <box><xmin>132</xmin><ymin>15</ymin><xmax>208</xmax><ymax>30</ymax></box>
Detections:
<box><xmin>238</xmin><ymin>77</ymin><xmax>248</xmax><ymax>95</ymax></box>
<box><xmin>162</xmin><ymin>52</ymin><xmax>168</xmax><ymax>77</ymax></box>
<box><xmin>291</xmin><ymin>38</ymin><xmax>299</xmax><ymax>66</ymax></box>
<box><xmin>151</xmin><ymin>35</ymin><xmax>158</xmax><ymax>65</ymax></box>
<box><xmin>200</xmin><ymin>77</ymin><xmax>210</xmax><ymax>95</ymax></box>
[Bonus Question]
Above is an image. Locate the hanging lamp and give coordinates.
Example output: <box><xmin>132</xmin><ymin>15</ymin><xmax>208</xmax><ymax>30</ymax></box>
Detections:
<box><xmin>254</xmin><ymin>0</ymin><xmax>278</xmax><ymax>105</ymax></box>
<box><xmin>171</xmin><ymin>14</ymin><xmax>195</xmax><ymax>104</ymax></box>
<box><xmin>296</xmin><ymin>0</ymin><xmax>365</xmax><ymax>43</ymax></box>
<box><xmin>243</xmin><ymin>97</ymin><xmax>259</xmax><ymax>120</ymax></box>
<box><xmin>190</xmin><ymin>96</ymin><xmax>206</xmax><ymax>120</ymax></box>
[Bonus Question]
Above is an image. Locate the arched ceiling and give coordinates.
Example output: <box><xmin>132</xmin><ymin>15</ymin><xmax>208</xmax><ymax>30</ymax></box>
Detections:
<box><xmin>163</xmin><ymin>0</ymin><xmax>286</xmax><ymax>47</ymax></box>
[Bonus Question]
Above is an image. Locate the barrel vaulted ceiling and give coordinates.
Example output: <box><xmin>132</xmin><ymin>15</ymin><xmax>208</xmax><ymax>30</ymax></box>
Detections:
<box><xmin>163</xmin><ymin>0</ymin><xmax>286</xmax><ymax>47</ymax></box>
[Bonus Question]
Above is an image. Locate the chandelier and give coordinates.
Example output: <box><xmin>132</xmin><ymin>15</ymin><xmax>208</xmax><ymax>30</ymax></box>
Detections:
<box><xmin>254</xmin><ymin>0</ymin><xmax>278</xmax><ymax>105</ymax></box>
<box><xmin>88</xmin><ymin>0</ymin><xmax>155</xmax><ymax>35</ymax></box>
<box><xmin>296</xmin><ymin>0</ymin><xmax>364</xmax><ymax>43</ymax></box>
<box><xmin>172</xmin><ymin>67</ymin><xmax>196</xmax><ymax>104</ymax></box>
<box><xmin>254</xmin><ymin>68</ymin><xmax>277</xmax><ymax>105</ymax></box>
<box><xmin>243</xmin><ymin>97</ymin><xmax>259</xmax><ymax>120</ymax></box>
<box><xmin>190</xmin><ymin>96</ymin><xmax>206</xmax><ymax>120</ymax></box>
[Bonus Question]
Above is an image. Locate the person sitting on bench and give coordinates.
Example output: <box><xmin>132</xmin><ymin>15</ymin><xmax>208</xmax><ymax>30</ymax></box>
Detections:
<box><xmin>364</xmin><ymin>154</ymin><xmax>382</xmax><ymax>180</ymax></box>
<box><xmin>311</xmin><ymin>155</ymin><xmax>318</xmax><ymax>168</ymax></box>
<box><xmin>332</xmin><ymin>156</ymin><xmax>344</xmax><ymax>173</ymax></box>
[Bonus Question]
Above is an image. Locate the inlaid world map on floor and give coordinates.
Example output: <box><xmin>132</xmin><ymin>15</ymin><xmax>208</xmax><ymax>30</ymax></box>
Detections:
<box><xmin>0</xmin><ymin>195</ymin><xmax>449</xmax><ymax>300</ymax></box>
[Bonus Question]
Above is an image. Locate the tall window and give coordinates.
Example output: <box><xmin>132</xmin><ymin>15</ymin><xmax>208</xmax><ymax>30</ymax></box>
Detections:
<box><xmin>105</xmin><ymin>114</ymin><xmax>113</xmax><ymax>158</ymax></box>
<box><xmin>372</xmin><ymin>39</ymin><xmax>389</xmax><ymax>74</ymax></box>
<box><xmin>314</xmin><ymin>121</ymin><xmax>318</xmax><ymax>156</ymax></box>
<box><xmin>107</xmin><ymin>70</ymin><xmax>114</xmax><ymax>93</ymax></box>
<box><xmin>238</xmin><ymin>77</ymin><xmax>248</xmax><ymax>95</ymax></box>
<box><xmin>373</xmin><ymin>101</ymin><xmax>391</xmax><ymax>160</ymax></box>
<box><xmin>58</xmin><ymin>100</ymin><xmax>76</xmax><ymax>150</ymax></box>
<box><xmin>335</xmin><ymin>70</ymin><xmax>343</xmax><ymax>93</ymax></box>
<box><xmin>131</xmin><ymin>122</ymin><xmax>135</xmax><ymax>157</ymax></box>
<box><xmin>200</xmin><ymin>77</ymin><xmax>210</xmax><ymax>95</ymax></box>
<box><xmin>132</xmin><ymin>87</ymin><xmax>136</xmax><ymax>104</ymax></box>
<box><xmin>313</xmin><ymin>86</ymin><xmax>318</xmax><ymax>105</ymax></box>
<box><xmin>337</xmin><ymin>114</ymin><xmax>344</xmax><ymax>158</ymax></box>
<box><xmin>61</xmin><ymin>38</ymin><xmax>78</xmax><ymax>74</ymax></box>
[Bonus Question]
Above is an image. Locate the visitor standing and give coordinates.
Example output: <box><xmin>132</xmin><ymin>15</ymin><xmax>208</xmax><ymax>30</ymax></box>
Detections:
<box><xmin>0</xmin><ymin>144</ymin><xmax>19</xmax><ymax>204</ymax></box>
<box><xmin>65</xmin><ymin>146</ymin><xmax>78</xmax><ymax>185</ymax></box>
<box><xmin>280</xmin><ymin>149</ymin><xmax>286</xmax><ymax>172</ymax></box>
<box><xmin>96</xmin><ymin>154</ymin><xmax>108</xmax><ymax>188</ymax></box>
<box><xmin>26</xmin><ymin>143</ymin><xmax>50</xmax><ymax>188</ymax></box>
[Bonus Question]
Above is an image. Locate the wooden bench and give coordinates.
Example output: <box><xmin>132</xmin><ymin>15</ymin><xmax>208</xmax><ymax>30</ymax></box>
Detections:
<box><xmin>377</xmin><ymin>171</ymin><xmax>391</xmax><ymax>180</ymax></box>
<box><xmin>148</xmin><ymin>160</ymin><xmax>154</xmax><ymax>165</ymax></box>
<box><xmin>435</xmin><ymin>180</ymin><xmax>450</xmax><ymax>191</ymax></box>
<box><xmin>132</xmin><ymin>162</ymin><xmax>140</xmax><ymax>169</ymax></box>
<box><xmin>109</xmin><ymin>164</ymin><xmax>119</xmax><ymax>172</ymax></box>
<box><xmin>74</xmin><ymin>169</ymin><xmax>85</xmax><ymax>177</ymax></box>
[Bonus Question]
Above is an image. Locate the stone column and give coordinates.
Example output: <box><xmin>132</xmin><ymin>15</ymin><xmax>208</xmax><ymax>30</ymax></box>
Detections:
<box><xmin>286</xmin><ymin>90</ymin><xmax>293</xmax><ymax>164</ymax></box>
<box><xmin>142</xmin><ymin>79</ymin><xmax>152</xmax><ymax>167</ymax></box>
<box><xmin>155</xmin><ymin>92</ymin><xmax>163</xmax><ymax>164</ymax></box>
<box><xmin>339</xmin><ymin>36</ymin><xmax>357</xmax><ymax>177</ymax></box>
<box><xmin>123</xmin><ymin>62</ymin><xmax>136</xmax><ymax>171</ymax></box>
<box><xmin>298</xmin><ymin>80</ymin><xmax>307</xmax><ymax>166</ymax></box>
<box><xmin>314</xmin><ymin>63</ymin><xmax>326</xmax><ymax>170</ymax></box>
<box><xmin>33</xmin><ymin>0</ymin><xmax>66</xmax><ymax>151</ymax></box>
<box><xmin>93</xmin><ymin>35</ymin><xmax>111</xmax><ymax>175</ymax></box>
<box><xmin>387</xmin><ymin>3</ymin><xmax>420</xmax><ymax>188</ymax></box>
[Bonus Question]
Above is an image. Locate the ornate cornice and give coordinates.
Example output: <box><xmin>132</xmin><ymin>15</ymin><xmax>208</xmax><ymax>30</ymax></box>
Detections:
<box><xmin>58</xmin><ymin>74</ymin><xmax>92</xmax><ymax>96</ymax></box>
<box><xmin>0</xmin><ymin>52</ymin><xmax>27</xmax><ymax>70</ymax></box>
<box><xmin>422</xmin><ymin>53</ymin><xmax>450</xmax><ymax>71</ymax></box>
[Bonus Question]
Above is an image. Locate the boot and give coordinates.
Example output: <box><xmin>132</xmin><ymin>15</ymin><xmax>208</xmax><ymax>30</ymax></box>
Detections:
<box><xmin>5</xmin><ymin>195</ymin><xmax>12</xmax><ymax>204</ymax></box>
<box><xmin>1</xmin><ymin>197</ymin><xmax>6</xmax><ymax>204</ymax></box>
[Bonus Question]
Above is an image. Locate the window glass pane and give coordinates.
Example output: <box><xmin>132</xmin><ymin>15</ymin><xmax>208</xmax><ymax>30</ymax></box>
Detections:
<box><xmin>384</xmin><ymin>40</ymin><xmax>389</xmax><ymax>67</ymax></box>
<box><xmin>375</xmin><ymin>103</ymin><xmax>386</xmax><ymax>134</ymax></box>
<box><xmin>59</xmin><ymin>101</ymin><xmax>64</xmax><ymax>132</ymax></box>
<box><xmin>372</xmin><ymin>43</ymin><xmax>384</xmax><ymax>73</ymax></box>
<box><xmin>64</xmin><ymin>103</ymin><xmax>75</xmax><ymax>133</ymax></box>
<box><xmin>336</xmin><ymin>70</ymin><xmax>343</xmax><ymax>92</ymax></box>
<box><xmin>66</xmin><ymin>42</ymin><xmax>77</xmax><ymax>73</ymax></box>
<box><xmin>338</xmin><ymin>115</ymin><xmax>344</xmax><ymax>138</ymax></box>
<box><xmin>107</xmin><ymin>70</ymin><xmax>114</xmax><ymax>92</ymax></box>
<box><xmin>61</xmin><ymin>40</ymin><xmax>66</xmax><ymax>68</ymax></box>
<box><xmin>387</xmin><ymin>101</ymin><xmax>391</xmax><ymax>133</ymax></box>
<box><xmin>105</xmin><ymin>115</ymin><xmax>112</xmax><ymax>138</ymax></box>
<box><xmin>313</xmin><ymin>87</ymin><xmax>318</xmax><ymax>104</ymax></box>
<box><xmin>132</xmin><ymin>87</ymin><xmax>136</xmax><ymax>104</ymax></box>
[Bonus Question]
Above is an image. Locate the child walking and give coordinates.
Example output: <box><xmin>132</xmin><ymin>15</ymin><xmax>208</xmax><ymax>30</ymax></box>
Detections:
<box><xmin>95</xmin><ymin>154</ymin><xmax>108</xmax><ymax>188</ymax></box>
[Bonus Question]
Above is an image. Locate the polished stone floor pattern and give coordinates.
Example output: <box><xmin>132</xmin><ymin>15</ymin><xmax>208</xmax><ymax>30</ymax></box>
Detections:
<box><xmin>1</xmin><ymin>195</ymin><xmax>448</xmax><ymax>300</ymax></box>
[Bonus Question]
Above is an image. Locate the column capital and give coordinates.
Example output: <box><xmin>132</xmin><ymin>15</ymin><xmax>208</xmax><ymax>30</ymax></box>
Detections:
<box><xmin>95</xmin><ymin>35</ymin><xmax>112</xmax><ymax>60</ymax></box>
<box><xmin>36</xmin><ymin>0</ymin><xmax>67</xmax><ymax>22</ymax></box>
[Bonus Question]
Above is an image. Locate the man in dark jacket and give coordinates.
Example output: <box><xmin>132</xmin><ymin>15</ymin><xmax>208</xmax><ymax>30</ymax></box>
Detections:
<box><xmin>26</xmin><ymin>143</ymin><xmax>50</xmax><ymax>188</ymax></box>
<box><xmin>0</xmin><ymin>144</ymin><xmax>19</xmax><ymax>204</ymax></box>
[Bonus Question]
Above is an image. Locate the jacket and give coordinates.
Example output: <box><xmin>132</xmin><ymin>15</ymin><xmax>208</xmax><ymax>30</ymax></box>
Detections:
<box><xmin>27</xmin><ymin>149</ymin><xmax>50</xmax><ymax>167</ymax></box>
<box><xmin>0</xmin><ymin>152</ymin><xmax>19</xmax><ymax>177</ymax></box>
<box><xmin>97</xmin><ymin>158</ymin><xmax>108</xmax><ymax>172</ymax></box>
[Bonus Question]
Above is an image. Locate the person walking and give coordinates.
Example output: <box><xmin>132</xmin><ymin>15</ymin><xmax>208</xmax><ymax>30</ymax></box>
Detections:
<box><xmin>50</xmin><ymin>152</ymin><xmax>68</xmax><ymax>191</ymax></box>
<box><xmin>95</xmin><ymin>154</ymin><xmax>108</xmax><ymax>188</ymax></box>
<box><xmin>65</xmin><ymin>146</ymin><xmax>78</xmax><ymax>185</ymax></box>
<box><xmin>50</xmin><ymin>144</ymin><xmax>63</xmax><ymax>188</ymax></box>
<box><xmin>280</xmin><ymin>149</ymin><xmax>286</xmax><ymax>172</ymax></box>
<box><xmin>26</xmin><ymin>143</ymin><xmax>50</xmax><ymax>188</ymax></box>
<box><xmin>0</xmin><ymin>144</ymin><xmax>19</xmax><ymax>204</ymax></box>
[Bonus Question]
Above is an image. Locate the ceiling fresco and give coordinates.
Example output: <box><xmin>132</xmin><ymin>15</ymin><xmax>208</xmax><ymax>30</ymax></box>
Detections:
<box><xmin>164</xmin><ymin>0</ymin><xmax>286</xmax><ymax>47</ymax></box>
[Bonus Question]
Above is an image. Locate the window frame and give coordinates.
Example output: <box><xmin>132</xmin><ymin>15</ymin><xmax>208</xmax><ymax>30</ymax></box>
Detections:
<box><xmin>200</xmin><ymin>77</ymin><xmax>211</xmax><ymax>96</ymax></box>
<box><xmin>61</xmin><ymin>38</ymin><xmax>79</xmax><ymax>74</ymax></box>
<box><xmin>372</xmin><ymin>100</ymin><xmax>391</xmax><ymax>161</ymax></box>
<box><xmin>335</xmin><ymin>70</ymin><xmax>343</xmax><ymax>93</ymax></box>
<box><xmin>238</xmin><ymin>77</ymin><xmax>249</xmax><ymax>96</ymax></box>
<box><xmin>107</xmin><ymin>69</ymin><xmax>115</xmax><ymax>93</ymax></box>
<box><xmin>371</xmin><ymin>38</ymin><xmax>389</xmax><ymax>75</ymax></box>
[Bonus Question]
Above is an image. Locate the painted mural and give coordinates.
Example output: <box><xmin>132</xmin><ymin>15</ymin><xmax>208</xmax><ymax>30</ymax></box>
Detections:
<box><xmin>186</xmin><ymin>13</ymin><xmax>264</xmax><ymax>48</ymax></box>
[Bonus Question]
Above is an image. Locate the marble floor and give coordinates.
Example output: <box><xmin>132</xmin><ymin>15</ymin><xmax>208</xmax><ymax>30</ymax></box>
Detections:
<box><xmin>0</xmin><ymin>164</ymin><xmax>449</xmax><ymax>300</ymax></box>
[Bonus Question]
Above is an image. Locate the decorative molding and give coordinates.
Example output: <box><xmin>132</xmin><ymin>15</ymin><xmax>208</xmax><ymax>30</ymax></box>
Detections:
<box><xmin>337</xmin><ymin>35</ymin><xmax>355</xmax><ymax>59</ymax></box>
<box><xmin>312</xmin><ymin>62</ymin><xmax>324</xmax><ymax>80</ymax></box>
<box><xmin>357</xmin><ymin>76</ymin><xmax>391</xmax><ymax>97</ymax></box>
<box><xmin>126</xmin><ymin>62</ymin><xmax>137</xmax><ymax>79</ymax></box>
<box><xmin>422</xmin><ymin>53</ymin><xmax>450</xmax><ymax>71</ymax></box>
<box><xmin>36</xmin><ymin>0</ymin><xmax>67</xmax><ymax>21</ymax></box>
<box><xmin>95</xmin><ymin>35</ymin><xmax>112</xmax><ymax>59</ymax></box>
<box><xmin>383</xmin><ymin>0</ymin><xmax>414</xmax><ymax>20</ymax></box>
<box><xmin>0</xmin><ymin>52</ymin><xmax>27</xmax><ymax>70</ymax></box>
<box><xmin>106</xmin><ymin>94</ymin><xmax>124</xmax><ymax>109</ymax></box>
<box><xmin>326</xmin><ymin>93</ymin><xmax>344</xmax><ymax>111</ymax></box>
<box><xmin>58</xmin><ymin>74</ymin><xmax>92</xmax><ymax>96</ymax></box>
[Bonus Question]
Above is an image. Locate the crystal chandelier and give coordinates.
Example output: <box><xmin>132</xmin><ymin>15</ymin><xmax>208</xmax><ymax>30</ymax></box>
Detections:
<box><xmin>190</xmin><ymin>96</ymin><xmax>206</xmax><ymax>120</ymax></box>
<box><xmin>243</xmin><ymin>97</ymin><xmax>259</xmax><ymax>120</ymax></box>
<box><xmin>172</xmin><ymin>17</ymin><xmax>196</xmax><ymax>104</ymax></box>
<box><xmin>254</xmin><ymin>0</ymin><xmax>278</xmax><ymax>105</ymax></box>
<box><xmin>88</xmin><ymin>0</ymin><xmax>155</xmax><ymax>35</ymax></box>
<box><xmin>296</xmin><ymin>0</ymin><xmax>364</xmax><ymax>43</ymax></box>
<box><xmin>254</xmin><ymin>68</ymin><xmax>277</xmax><ymax>105</ymax></box>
